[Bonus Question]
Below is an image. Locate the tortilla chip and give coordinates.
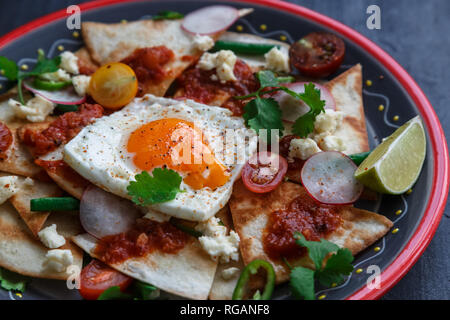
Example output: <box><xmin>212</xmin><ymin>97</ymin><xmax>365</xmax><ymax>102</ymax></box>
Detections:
<box><xmin>9</xmin><ymin>176</ymin><xmax>64</xmax><ymax>236</ymax></box>
<box><xmin>73</xmin><ymin>233</ymin><xmax>217</xmax><ymax>300</ymax></box>
<box><xmin>284</xmin><ymin>64</ymin><xmax>370</xmax><ymax>183</ymax></box>
<box><xmin>17</xmin><ymin>123</ymin><xmax>91</xmax><ymax>200</ymax></box>
<box><xmin>325</xmin><ymin>64</ymin><xmax>369</xmax><ymax>155</ymax></box>
<box><xmin>74</xmin><ymin>47</ymin><xmax>99</xmax><ymax>75</ymax></box>
<box><xmin>0</xmin><ymin>202</ymin><xmax>83</xmax><ymax>280</ymax></box>
<box><xmin>0</xmin><ymin>126</ymin><xmax>44</xmax><ymax>179</ymax></box>
<box><xmin>229</xmin><ymin>180</ymin><xmax>393</xmax><ymax>283</ymax></box>
<box><xmin>82</xmin><ymin>21</ymin><xmax>209</xmax><ymax>97</ymax></box>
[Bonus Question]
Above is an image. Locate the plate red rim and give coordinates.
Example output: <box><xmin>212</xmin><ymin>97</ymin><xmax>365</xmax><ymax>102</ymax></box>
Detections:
<box><xmin>0</xmin><ymin>0</ymin><xmax>448</xmax><ymax>300</ymax></box>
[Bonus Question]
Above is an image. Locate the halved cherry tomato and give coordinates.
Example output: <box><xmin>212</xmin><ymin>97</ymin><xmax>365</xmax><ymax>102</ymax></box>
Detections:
<box><xmin>289</xmin><ymin>32</ymin><xmax>345</xmax><ymax>78</ymax></box>
<box><xmin>88</xmin><ymin>62</ymin><xmax>138</xmax><ymax>109</ymax></box>
<box><xmin>79</xmin><ymin>259</ymin><xmax>133</xmax><ymax>300</ymax></box>
<box><xmin>242</xmin><ymin>151</ymin><xmax>288</xmax><ymax>193</ymax></box>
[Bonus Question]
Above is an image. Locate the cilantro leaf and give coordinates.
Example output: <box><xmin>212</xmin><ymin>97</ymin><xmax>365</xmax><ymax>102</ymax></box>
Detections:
<box><xmin>289</xmin><ymin>233</ymin><xmax>354</xmax><ymax>300</ymax></box>
<box><xmin>22</xmin><ymin>56</ymin><xmax>61</xmax><ymax>78</ymax></box>
<box><xmin>290</xmin><ymin>266</ymin><xmax>315</xmax><ymax>300</ymax></box>
<box><xmin>133</xmin><ymin>281</ymin><xmax>160</xmax><ymax>300</ymax></box>
<box><xmin>0</xmin><ymin>267</ymin><xmax>29</xmax><ymax>293</ymax></box>
<box><xmin>243</xmin><ymin>97</ymin><xmax>284</xmax><ymax>141</ymax></box>
<box><xmin>97</xmin><ymin>286</ymin><xmax>132</xmax><ymax>300</ymax></box>
<box><xmin>152</xmin><ymin>10</ymin><xmax>184</xmax><ymax>20</ymax></box>
<box><xmin>0</xmin><ymin>56</ymin><xmax>18</xmax><ymax>81</ymax></box>
<box><xmin>127</xmin><ymin>168</ymin><xmax>183</xmax><ymax>206</ymax></box>
<box><xmin>291</xmin><ymin>83</ymin><xmax>326</xmax><ymax>138</ymax></box>
<box><xmin>317</xmin><ymin>248</ymin><xmax>354</xmax><ymax>287</ymax></box>
<box><xmin>294</xmin><ymin>232</ymin><xmax>339</xmax><ymax>270</ymax></box>
<box><xmin>256</xmin><ymin>70</ymin><xmax>279</xmax><ymax>88</ymax></box>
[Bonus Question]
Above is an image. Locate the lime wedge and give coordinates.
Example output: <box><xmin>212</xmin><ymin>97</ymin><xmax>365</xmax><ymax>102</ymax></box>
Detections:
<box><xmin>354</xmin><ymin>116</ymin><xmax>426</xmax><ymax>194</ymax></box>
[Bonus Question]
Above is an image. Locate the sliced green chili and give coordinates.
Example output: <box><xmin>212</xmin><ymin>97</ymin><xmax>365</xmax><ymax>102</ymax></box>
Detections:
<box><xmin>33</xmin><ymin>78</ymin><xmax>72</xmax><ymax>91</ymax></box>
<box><xmin>349</xmin><ymin>151</ymin><xmax>371</xmax><ymax>165</ymax></box>
<box><xmin>276</xmin><ymin>76</ymin><xmax>295</xmax><ymax>84</ymax></box>
<box><xmin>232</xmin><ymin>259</ymin><xmax>275</xmax><ymax>300</ymax></box>
<box><xmin>55</xmin><ymin>104</ymin><xmax>79</xmax><ymax>113</ymax></box>
<box><xmin>211</xmin><ymin>41</ymin><xmax>280</xmax><ymax>55</ymax></box>
<box><xmin>30</xmin><ymin>197</ymin><xmax>80</xmax><ymax>212</ymax></box>
<box><xmin>169</xmin><ymin>219</ymin><xmax>202</xmax><ymax>238</ymax></box>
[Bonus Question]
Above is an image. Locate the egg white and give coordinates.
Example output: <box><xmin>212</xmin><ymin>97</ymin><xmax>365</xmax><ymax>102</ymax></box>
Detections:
<box><xmin>64</xmin><ymin>95</ymin><xmax>258</xmax><ymax>221</ymax></box>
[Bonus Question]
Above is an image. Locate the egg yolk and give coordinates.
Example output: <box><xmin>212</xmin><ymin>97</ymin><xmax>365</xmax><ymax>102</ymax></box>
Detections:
<box><xmin>127</xmin><ymin>118</ymin><xmax>230</xmax><ymax>190</ymax></box>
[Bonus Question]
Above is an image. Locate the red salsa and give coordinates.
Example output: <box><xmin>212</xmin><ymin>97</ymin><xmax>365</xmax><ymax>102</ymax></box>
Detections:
<box><xmin>263</xmin><ymin>194</ymin><xmax>342</xmax><ymax>260</ymax></box>
<box><xmin>34</xmin><ymin>159</ymin><xmax>90</xmax><ymax>189</ymax></box>
<box><xmin>94</xmin><ymin>219</ymin><xmax>191</xmax><ymax>264</ymax></box>
<box><xmin>121</xmin><ymin>46</ymin><xmax>174</xmax><ymax>96</ymax></box>
<box><xmin>0</xmin><ymin>122</ymin><xmax>13</xmax><ymax>161</ymax></box>
<box><xmin>22</xmin><ymin>103</ymin><xmax>103</xmax><ymax>156</ymax></box>
<box><xmin>176</xmin><ymin>59</ymin><xmax>258</xmax><ymax>116</ymax></box>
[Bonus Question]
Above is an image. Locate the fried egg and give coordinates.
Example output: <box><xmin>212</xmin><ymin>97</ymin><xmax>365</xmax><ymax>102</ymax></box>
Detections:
<box><xmin>64</xmin><ymin>95</ymin><xmax>257</xmax><ymax>221</ymax></box>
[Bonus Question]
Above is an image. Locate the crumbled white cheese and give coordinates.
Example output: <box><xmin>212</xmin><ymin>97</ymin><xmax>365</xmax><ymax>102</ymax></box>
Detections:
<box><xmin>288</xmin><ymin>138</ymin><xmax>321</xmax><ymax>161</ymax></box>
<box><xmin>316</xmin><ymin>134</ymin><xmax>346</xmax><ymax>152</ymax></box>
<box><xmin>195</xmin><ymin>217</ymin><xmax>240</xmax><ymax>263</ymax></box>
<box><xmin>143</xmin><ymin>209</ymin><xmax>171</xmax><ymax>223</ymax></box>
<box><xmin>197</xmin><ymin>50</ymin><xmax>237</xmax><ymax>82</ymax></box>
<box><xmin>60</xmin><ymin>51</ymin><xmax>79</xmax><ymax>74</ymax></box>
<box><xmin>72</xmin><ymin>75</ymin><xmax>91</xmax><ymax>96</ymax></box>
<box><xmin>8</xmin><ymin>95</ymin><xmax>55</xmax><ymax>122</ymax></box>
<box><xmin>193</xmin><ymin>34</ymin><xmax>215</xmax><ymax>51</ymax></box>
<box><xmin>313</xmin><ymin>109</ymin><xmax>344</xmax><ymax>134</ymax></box>
<box><xmin>264</xmin><ymin>47</ymin><xmax>290</xmax><ymax>73</ymax></box>
<box><xmin>44</xmin><ymin>249</ymin><xmax>73</xmax><ymax>272</ymax></box>
<box><xmin>0</xmin><ymin>176</ymin><xmax>19</xmax><ymax>205</ymax></box>
<box><xmin>40</xmin><ymin>68</ymin><xmax>71</xmax><ymax>82</ymax></box>
<box><xmin>38</xmin><ymin>224</ymin><xmax>66</xmax><ymax>249</ymax></box>
<box><xmin>23</xmin><ymin>177</ymin><xmax>35</xmax><ymax>188</ymax></box>
<box><xmin>221</xmin><ymin>267</ymin><xmax>240</xmax><ymax>280</ymax></box>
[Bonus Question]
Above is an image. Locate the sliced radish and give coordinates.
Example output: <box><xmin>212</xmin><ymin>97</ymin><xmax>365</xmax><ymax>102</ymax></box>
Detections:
<box><xmin>182</xmin><ymin>5</ymin><xmax>239</xmax><ymax>35</ymax></box>
<box><xmin>301</xmin><ymin>151</ymin><xmax>363</xmax><ymax>205</ymax></box>
<box><xmin>273</xmin><ymin>82</ymin><xmax>335</xmax><ymax>123</ymax></box>
<box><xmin>80</xmin><ymin>185</ymin><xmax>141</xmax><ymax>239</ymax></box>
<box><xmin>23</xmin><ymin>80</ymin><xmax>86</xmax><ymax>105</ymax></box>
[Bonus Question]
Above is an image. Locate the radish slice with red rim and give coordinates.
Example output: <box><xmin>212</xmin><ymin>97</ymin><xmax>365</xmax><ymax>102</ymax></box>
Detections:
<box><xmin>182</xmin><ymin>5</ymin><xmax>239</xmax><ymax>35</ymax></box>
<box><xmin>80</xmin><ymin>185</ymin><xmax>142</xmax><ymax>239</ymax></box>
<box><xmin>273</xmin><ymin>82</ymin><xmax>335</xmax><ymax>123</ymax></box>
<box><xmin>301</xmin><ymin>151</ymin><xmax>363</xmax><ymax>205</ymax></box>
<box><xmin>23</xmin><ymin>80</ymin><xmax>86</xmax><ymax>105</ymax></box>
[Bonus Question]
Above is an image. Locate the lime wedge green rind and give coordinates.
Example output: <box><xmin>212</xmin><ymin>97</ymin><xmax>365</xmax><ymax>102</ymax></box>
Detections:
<box><xmin>354</xmin><ymin>116</ymin><xmax>426</xmax><ymax>194</ymax></box>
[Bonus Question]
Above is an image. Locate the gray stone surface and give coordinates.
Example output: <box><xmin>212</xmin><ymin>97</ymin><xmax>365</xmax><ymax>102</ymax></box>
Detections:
<box><xmin>0</xmin><ymin>0</ymin><xmax>448</xmax><ymax>300</ymax></box>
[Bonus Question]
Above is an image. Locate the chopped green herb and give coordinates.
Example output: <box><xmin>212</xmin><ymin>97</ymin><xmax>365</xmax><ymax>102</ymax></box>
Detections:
<box><xmin>0</xmin><ymin>49</ymin><xmax>61</xmax><ymax>104</ymax></box>
<box><xmin>133</xmin><ymin>281</ymin><xmax>159</xmax><ymax>300</ymax></box>
<box><xmin>291</xmin><ymin>83</ymin><xmax>326</xmax><ymax>138</ymax></box>
<box><xmin>289</xmin><ymin>233</ymin><xmax>354</xmax><ymax>300</ymax></box>
<box><xmin>152</xmin><ymin>10</ymin><xmax>184</xmax><ymax>20</ymax></box>
<box><xmin>0</xmin><ymin>56</ymin><xmax>19</xmax><ymax>81</ymax></box>
<box><xmin>238</xmin><ymin>70</ymin><xmax>326</xmax><ymax>140</ymax></box>
<box><xmin>127</xmin><ymin>168</ymin><xmax>183</xmax><ymax>206</ymax></box>
<box><xmin>97</xmin><ymin>286</ymin><xmax>132</xmax><ymax>300</ymax></box>
<box><xmin>0</xmin><ymin>267</ymin><xmax>29</xmax><ymax>293</ymax></box>
<box><xmin>97</xmin><ymin>281</ymin><xmax>159</xmax><ymax>300</ymax></box>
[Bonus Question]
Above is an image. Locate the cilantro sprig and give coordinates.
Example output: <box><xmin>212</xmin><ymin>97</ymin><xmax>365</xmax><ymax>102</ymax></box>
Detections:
<box><xmin>98</xmin><ymin>281</ymin><xmax>159</xmax><ymax>300</ymax></box>
<box><xmin>0</xmin><ymin>49</ymin><xmax>61</xmax><ymax>104</ymax></box>
<box><xmin>288</xmin><ymin>233</ymin><xmax>354</xmax><ymax>300</ymax></box>
<box><xmin>237</xmin><ymin>70</ymin><xmax>326</xmax><ymax>139</ymax></box>
<box><xmin>0</xmin><ymin>267</ymin><xmax>29</xmax><ymax>293</ymax></box>
<box><xmin>127</xmin><ymin>167</ymin><xmax>183</xmax><ymax>206</ymax></box>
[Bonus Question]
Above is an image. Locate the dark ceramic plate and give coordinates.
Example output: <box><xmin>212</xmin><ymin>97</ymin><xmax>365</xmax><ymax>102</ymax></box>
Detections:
<box><xmin>0</xmin><ymin>0</ymin><xmax>448</xmax><ymax>300</ymax></box>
